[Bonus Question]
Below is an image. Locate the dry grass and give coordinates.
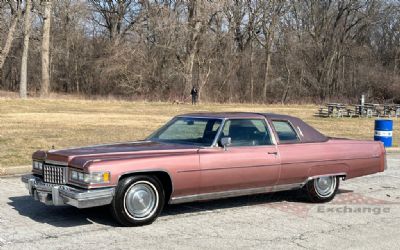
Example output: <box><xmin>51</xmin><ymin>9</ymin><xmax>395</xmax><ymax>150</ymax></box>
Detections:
<box><xmin>0</xmin><ymin>97</ymin><xmax>398</xmax><ymax>167</ymax></box>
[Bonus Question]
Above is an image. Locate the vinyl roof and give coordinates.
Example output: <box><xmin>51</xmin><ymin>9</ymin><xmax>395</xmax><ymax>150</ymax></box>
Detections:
<box><xmin>178</xmin><ymin>112</ymin><xmax>328</xmax><ymax>143</ymax></box>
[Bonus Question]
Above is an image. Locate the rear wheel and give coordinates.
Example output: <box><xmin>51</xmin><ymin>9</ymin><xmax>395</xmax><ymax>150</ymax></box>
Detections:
<box><xmin>304</xmin><ymin>176</ymin><xmax>339</xmax><ymax>203</ymax></box>
<box><xmin>111</xmin><ymin>175</ymin><xmax>165</xmax><ymax>226</ymax></box>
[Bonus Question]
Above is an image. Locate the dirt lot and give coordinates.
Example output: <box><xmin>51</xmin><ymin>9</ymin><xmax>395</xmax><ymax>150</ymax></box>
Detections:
<box><xmin>1</xmin><ymin>97</ymin><xmax>399</xmax><ymax>168</ymax></box>
<box><xmin>0</xmin><ymin>154</ymin><xmax>399</xmax><ymax>249</ymax></box>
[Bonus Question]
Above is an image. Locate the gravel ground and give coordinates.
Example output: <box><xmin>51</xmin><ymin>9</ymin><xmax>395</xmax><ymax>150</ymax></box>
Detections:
<box><xmin>0</xmin><ymin>154</ymin><xmax>399</xmax><ymax>250</ymax></box>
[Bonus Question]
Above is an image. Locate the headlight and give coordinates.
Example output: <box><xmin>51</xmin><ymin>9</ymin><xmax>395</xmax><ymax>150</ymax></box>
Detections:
<box><xmin>70</xmin><ymin>170</ymin><xmax>110</xmax><ymax>184</ymax></box>
<box><xmin>32</xmin><ymin>161</ymin><xmax>43</xmax><ymax>171</ymax></box>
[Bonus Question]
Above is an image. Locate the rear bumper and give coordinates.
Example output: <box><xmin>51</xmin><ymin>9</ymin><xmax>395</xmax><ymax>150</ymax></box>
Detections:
<box><xmin>21</xmin><ymin>174</ymin><xmax>115</xmax><ymax>208</ymax></box>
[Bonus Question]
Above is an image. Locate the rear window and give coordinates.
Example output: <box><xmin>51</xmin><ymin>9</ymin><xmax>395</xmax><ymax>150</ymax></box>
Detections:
<box><xmin>272</xmin><ymin>121</ymin><xmax>299</xmax><ymax>143</ymax></box>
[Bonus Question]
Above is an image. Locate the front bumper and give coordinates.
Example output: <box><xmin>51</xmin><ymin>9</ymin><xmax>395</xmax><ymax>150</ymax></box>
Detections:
<box><xmin>21</xmin><ymin>175</ymin><xmax>115</xmax><ymax>208</ymax></box>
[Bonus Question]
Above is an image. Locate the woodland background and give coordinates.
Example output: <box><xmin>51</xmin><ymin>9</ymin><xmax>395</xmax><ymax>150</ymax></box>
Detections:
<box><xmin>1</xmin><ymin>0</ymin><xmax>400</xmax><ymax>103</ymax></box>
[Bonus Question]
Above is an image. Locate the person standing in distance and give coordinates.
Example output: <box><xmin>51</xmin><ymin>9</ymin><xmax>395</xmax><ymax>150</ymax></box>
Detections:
<box><xmin>190</xmin><ymin>86</ymin><xmax>198</xmax><ymax>105</ymax></box>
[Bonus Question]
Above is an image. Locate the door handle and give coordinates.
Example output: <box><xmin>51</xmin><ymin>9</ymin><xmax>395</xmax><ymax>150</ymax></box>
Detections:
<box><xmin>268</xmin><ymin>152</ymin><xmax>278</xmax><ymax>155</ymax></box>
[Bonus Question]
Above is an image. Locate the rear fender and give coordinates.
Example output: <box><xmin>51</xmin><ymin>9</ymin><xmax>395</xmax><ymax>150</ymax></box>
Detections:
<box><xmin>307</xmin><ymin>163</ymin><xmax>349</xmax><ymax>180</ymax></box>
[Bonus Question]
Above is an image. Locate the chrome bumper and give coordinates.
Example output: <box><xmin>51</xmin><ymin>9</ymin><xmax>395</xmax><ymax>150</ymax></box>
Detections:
<box><xmin>21</xmin><ymin>175</ymin><xmax>115</xmax><ymax>208</ymax></box>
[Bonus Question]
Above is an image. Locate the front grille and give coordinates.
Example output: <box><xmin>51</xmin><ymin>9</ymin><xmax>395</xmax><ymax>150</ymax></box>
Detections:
<box><xmin>43</xmin><ymin>164</ymin><xmax>67</xmax><ymax>184</ymax></box>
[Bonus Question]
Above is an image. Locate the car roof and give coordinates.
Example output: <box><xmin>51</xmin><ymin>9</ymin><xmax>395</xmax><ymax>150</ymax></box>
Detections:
<box><xmin>178</xmin><ymin>112</ymin><xmax>328</xmax><ymax>143</ymax></box>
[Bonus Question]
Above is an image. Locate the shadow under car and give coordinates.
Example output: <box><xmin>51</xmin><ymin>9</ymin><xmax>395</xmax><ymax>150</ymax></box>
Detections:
<box><xmin>8</xmin><ymin>188</ymin><xmax>353</xmax><ymax>227</ymax></box>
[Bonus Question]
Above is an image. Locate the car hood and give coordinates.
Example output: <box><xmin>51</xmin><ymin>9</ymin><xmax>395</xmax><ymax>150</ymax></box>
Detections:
<box><xmin>33</xmin><ymin>141</ymin><xmax>199</xmax><ymax>168</ymax></box>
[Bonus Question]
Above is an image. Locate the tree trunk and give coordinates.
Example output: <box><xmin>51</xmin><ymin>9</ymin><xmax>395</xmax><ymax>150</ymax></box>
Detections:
<box><xmin>262</xmin><ymin>49</ymin><xmax>272</xmax><ymax>102</ymax></box>
<box><xmin>185</xmin><ymin>46</ymin><xmax>197</xmax><ymax>95</ymax></box>
<box><xmin>342</xmin><ymin>55</ymin><xmax>345</xmax><ymax>86</ymax></box>
<box><xmin>75</xmin><ymin>58</ymin><xmax>80</xmax><ymax>94</ymax></box>
<box><xmin>184</xmin><ymin>10</ymin><xmax>202</xmax><ymax>99</ymax></box>
<box><xmin>395</xmin><ymin>50</ymin><xmax>399</xmax><ymax>74</ymax></box>
<box><xmin>20</xmin><ymin>0</ymin><xmax>32</xmax><ymax>99</ymax></box>
<box><xmin>40</xmin><ymin>0</ymin><xmax>52</xmax><ymax>97</ymax></box>
<box><xmin>198</xmin><ymin>63</ymin><xmax>211</xmax><ymax>102</ymax></box>
<box><xmin>249</xmin><ymin>41</ymin><xmax>254</xmax><ymax>103</ymax></box>
<box><xmin>0</xmin><ymin>12</ymin><xmax>21</xmax><ymax>71</ymax></box>
<box><xmin>281</xmin><ymin>62</ymin><xmax>291</xmax><ymax>104</ymax></box>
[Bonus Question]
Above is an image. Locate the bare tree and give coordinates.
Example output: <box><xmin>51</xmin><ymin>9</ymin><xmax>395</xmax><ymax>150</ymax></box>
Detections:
<box><xmin>88</xmin><ymin>0</ymin><xmax>144</xmax><ymax>43</ymax></box>
<box><xmin>291</xmin><ymin>0</ymin><xmax>381</xmax><ymax>99</ymax></box>
<box><xmin>255</xmin><ymin>0</ymin><xmax>285</xmax><ymax>102</ymax></box>
<box><xmin>182</xmin><ymin>0</ymin><xmax>204</xmax><ymax>98</ymax></box>
<box><xmin>20</xmin><ymin>0</ymin><xmax>32</xmax><ymax>98</ymax></box>
<box><xmin>40</xmin><ymin>0</ymin><xmax>52</xmax><ymax>97</ymax></box>
<box><xmin>0</xmin><ymin>0</ymin><xmax>399</xmax><ymax>103</ymax></box>
<box><xmin>224</xmin><ymin>0</ymin><xmax>256</xmax><ymax>101</ymax></box>
<box><xmin>0</xmin><ymin>0</ymin><xmax>22</xmax><ymax>71</ymax></box>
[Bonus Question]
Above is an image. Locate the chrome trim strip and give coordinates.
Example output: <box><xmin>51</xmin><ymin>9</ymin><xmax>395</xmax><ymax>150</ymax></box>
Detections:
<box><xmin>272</xmin><ymin>183</ymin><xmax>304</xmax><ymax>192</ymax></box>
<box><xmin>44</xmin><ymin>160</ymin><xmax>68</xmax><ymax>166</ymax></box>
<box><xmin>263</xmin><ymin>117</ymin><xmax>278</xmax><ymax>146</ymax></box>
<box><xmin>177</xmin><ymin>163</ymin><xmax>281</xmax><ymax>173</ymax></box>
<box><xmin>304</xmin><ymin>172</ymin><xmax>347</xmax><ymax>183</ymax></box>
<box><xmin>297</xmin><ymin>126</ymin><xmax>304</xmax><ymax>137</ymax></box>
<box><xmin>169</xmin><ymin>182</ymin><xmax>303</xmax><ymax>204</ymax></box>
<box><xmin>281</xmin><ymin>156</ymin><xmax>380</xmax><ymax>165</ymax></box>
<box><xmin>211</xmin><ymin>118</ymin><xmax>227</xmax><ymax>147</ymax></box>
<box><xmin>47</xmin><ymin>140</ymin><xmax>153</xmax><ymax>153</ymax></box>
<box><xmin>83</xmin><ymin>160</ymin><xmax>93</xmax><ymax>169</ymax></box>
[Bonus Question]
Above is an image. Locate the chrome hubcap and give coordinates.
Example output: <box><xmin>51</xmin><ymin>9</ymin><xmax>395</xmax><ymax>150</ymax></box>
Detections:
<box><xmin>124</xmin><ymin>181</ymin><xmax>158</xmax><ymax>220</ymax></box>
<box><xmin>314</xmin><ymin>176</ymin><xmax>336</xmax><ymax>198</ymax></box>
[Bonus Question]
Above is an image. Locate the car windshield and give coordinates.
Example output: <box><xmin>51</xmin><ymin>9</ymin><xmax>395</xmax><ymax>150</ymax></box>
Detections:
<box><xmin>148</xmin><ymin>117</ymin><xmax>222</xmax><ymax>146</ymax></box>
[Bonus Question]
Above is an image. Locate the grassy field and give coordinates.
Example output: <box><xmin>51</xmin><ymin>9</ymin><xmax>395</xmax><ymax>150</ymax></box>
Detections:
<box><xmin>0</xmin><ymin>98</ymin><xmax>398</xmax><ymax>167</ymax></box>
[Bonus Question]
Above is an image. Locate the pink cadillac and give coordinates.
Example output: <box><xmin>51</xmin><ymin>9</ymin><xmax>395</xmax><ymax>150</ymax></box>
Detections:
<box><xmin>22</xmin><ymin>112</ymin><xmax>386</xmax><ymax>226</ymax></box>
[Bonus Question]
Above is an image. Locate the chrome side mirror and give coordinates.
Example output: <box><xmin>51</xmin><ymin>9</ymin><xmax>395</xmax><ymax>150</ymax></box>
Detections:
<box><xmin>220</xmin><ymin>137</ymin><xmax>232</xmax><ymax>150</ymax></box>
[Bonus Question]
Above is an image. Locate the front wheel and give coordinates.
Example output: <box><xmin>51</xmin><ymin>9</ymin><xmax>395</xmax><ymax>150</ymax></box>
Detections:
<box><xmin>304</xmin><ymin>176</ymin><xmax>339</xmax><ymax>203</ymax></box>
<box><xmin>111</xmin><ymin>175</ymin><xmax>165</xmax><ymax>226</ymax></box>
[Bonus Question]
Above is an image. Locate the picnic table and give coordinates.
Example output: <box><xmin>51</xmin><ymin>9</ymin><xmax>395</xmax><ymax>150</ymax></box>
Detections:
<box><xmin>315</xmin><ymin>103</ymin><xmax>349</xmax><ymax>118</ymax></box>
<box><xmin>315</xmin><ymin>102</ymin><xmax>399</xmax><ymax>118</ymax></box>
<box><xmin>383</xmin><ymin>104</ymin><xmax>400</xmax><ymax>117</ymax></box>
<box><xmin>327</xmin><ymin>103</ymin><xmax>348</xmax><ymax>117</ymax></box>
<box><xmin>355</xmin><ymin>103</ymin><xmax>380</xmax><ymax>117</ymax></box>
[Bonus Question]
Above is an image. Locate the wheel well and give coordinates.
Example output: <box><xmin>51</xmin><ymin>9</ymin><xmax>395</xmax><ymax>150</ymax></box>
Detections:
<box><xmin>119</xmin><ymin>171</ymin><xmax>173</xmax><ymax>202</ymax></box>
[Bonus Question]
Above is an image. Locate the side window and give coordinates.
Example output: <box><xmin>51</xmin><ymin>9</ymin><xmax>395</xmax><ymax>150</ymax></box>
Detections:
<box><xmin>220</xmin><ymin>119</ymin><xmax>273</xmax><ymax>146</ymax></box>
<box><xmin>272</xmin><ymin>120</ymin><xmax>299</xmax><ymax>142</ymax></box>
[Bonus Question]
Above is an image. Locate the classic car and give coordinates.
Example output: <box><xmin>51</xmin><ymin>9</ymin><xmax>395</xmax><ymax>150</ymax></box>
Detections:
<box><xmin>22</xmin><ymin>112</ymin><xmax>387</xmax><ymax>226</ymax></box>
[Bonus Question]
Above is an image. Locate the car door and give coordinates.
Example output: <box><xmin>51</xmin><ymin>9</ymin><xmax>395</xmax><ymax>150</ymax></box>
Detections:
<box><xmin>198</xmin><ymin>119</ymin><xmax>281</xmax><ymax>194</ymax></box>
<box><xmin>271</xmin><ymin>119</ymin><xmax>313</xmax><ymax>185</ymax></box>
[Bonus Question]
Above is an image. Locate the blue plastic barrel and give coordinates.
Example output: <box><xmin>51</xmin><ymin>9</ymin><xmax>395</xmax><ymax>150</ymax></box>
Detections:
<box><xmin>374</xmin><ymin>120</ymin><xmax>393</xmax><ymax>147</ymax></box>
